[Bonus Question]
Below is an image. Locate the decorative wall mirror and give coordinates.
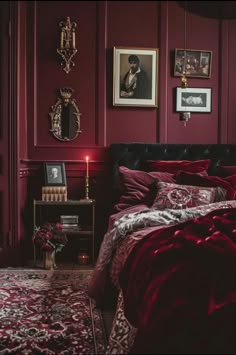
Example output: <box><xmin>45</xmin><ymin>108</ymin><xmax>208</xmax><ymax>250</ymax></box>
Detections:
<box><xmin>49</xmin><ymin>87</ymin><xmax>82</xmax><ymax>141</ymax></box>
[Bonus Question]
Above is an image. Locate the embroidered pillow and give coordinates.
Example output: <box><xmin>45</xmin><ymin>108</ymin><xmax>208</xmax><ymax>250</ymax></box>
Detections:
<box><xmin>146</xmin><ymin>159</ymin><xmax>210</xmax><ymax>175</ymax></box>
<box><xmin>152</xmin><ymin>181</ymin><xmax>216</xmax><ymax>210</ymax></box>
<box><xmin>176</xmin><ymin>171</ymin><xmax>236</xmax><ymax>201</ymax></box>
<box><xmin>114</xmin><ymin>166</ymin><xmax>175</xmax><ymax>211</ymax></box>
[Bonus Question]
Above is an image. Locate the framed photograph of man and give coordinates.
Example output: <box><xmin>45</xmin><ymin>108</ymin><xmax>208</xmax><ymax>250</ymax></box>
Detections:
<box><xmin>176</xmin><ymin>87</ymin><xmax>212</xmax><ymax>113</ymax></box>
<box><xmin>174</xmin><ymin>49</ymin><xmax>212</xmax><ymax>78</ymax></box>
<box><xmin>44</xmin><ymin>162</ymin><xmax>67</xmax><ymax>186</ymax></box>
<box><xmin>113</xmin><ymin>46</ymin><xmax>159</xmax><ymax>107</ymax></box>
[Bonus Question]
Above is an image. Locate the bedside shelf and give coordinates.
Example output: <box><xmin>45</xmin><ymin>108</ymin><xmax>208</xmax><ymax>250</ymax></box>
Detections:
<box><xmin>33</xmin><ymin>199</ymin><xmax>95</xmax><ymax>265</ymax></box>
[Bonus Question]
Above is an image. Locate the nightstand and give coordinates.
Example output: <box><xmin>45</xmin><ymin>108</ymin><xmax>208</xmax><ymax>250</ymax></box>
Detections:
<box><xmin>33</xmin><ymin>199</ymin><xmax>95</xmax><ymax>265</ymax></box>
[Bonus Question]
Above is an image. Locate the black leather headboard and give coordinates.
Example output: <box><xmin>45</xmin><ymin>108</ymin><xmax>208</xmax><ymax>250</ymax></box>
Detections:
<box><xmin>110</xmin><ymin>143</ymin><xmax>236</xmax><ymax>194</ymax></box>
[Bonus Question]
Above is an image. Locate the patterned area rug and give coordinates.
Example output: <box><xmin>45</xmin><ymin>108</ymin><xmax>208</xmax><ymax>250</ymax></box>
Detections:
<box><xmin>0</xmin><ymin>269</ymin><xmax>107</xmax><ymax>354</ymax></box>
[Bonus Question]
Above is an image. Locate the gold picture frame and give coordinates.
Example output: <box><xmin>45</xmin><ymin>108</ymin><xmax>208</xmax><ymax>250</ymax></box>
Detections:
<box><xmin>174</xmin><ymin>48</ymin><xmax>212</xmax><ymax>78</ymax></box>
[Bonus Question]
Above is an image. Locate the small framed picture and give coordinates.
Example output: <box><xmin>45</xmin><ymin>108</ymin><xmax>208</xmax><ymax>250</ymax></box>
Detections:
<box><xmin>176</xmin><ymin>87</ymin><xmax>212</xmax><ymax>113</ymax></box>
<box><xmin>44</xmin><ymin>162</ymin><xmax>67</xmax><ymax>186</ymax></box>
<box><xmin>174</xmin><ymin>49</ymin><xmax>212</xmax><ymax>78</ymax></box>
<box><xmin>113</xmin><ymin>46</ymin><xmax>159</xmax><ymax>107</ymax></box>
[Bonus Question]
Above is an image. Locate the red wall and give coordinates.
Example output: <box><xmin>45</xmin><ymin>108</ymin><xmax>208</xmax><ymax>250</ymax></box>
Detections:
<box><xmin>24</xmin><ymin>1</ymin><xmax>236</xmax><ymax>152</ymax></box>
<box><xmin>25</xmin><ymin>1</ymin><xmax>236</xmax><ymax>157</ymax></box>
<box><xmin>2</xmin><ymin>1</ymin><xmax>236</xmax><ymax>265</ymax></box>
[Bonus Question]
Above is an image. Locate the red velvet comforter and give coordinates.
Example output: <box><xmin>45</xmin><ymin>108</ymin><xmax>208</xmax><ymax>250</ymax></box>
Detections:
<box><xmin>119</xmin><ymin>207</ymin><xmax>236</xmax><ymax>354</ymax></box>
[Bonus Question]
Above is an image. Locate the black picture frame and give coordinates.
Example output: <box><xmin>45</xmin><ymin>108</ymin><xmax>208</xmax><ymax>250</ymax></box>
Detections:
<box><xmin>44</xmin><ymin>162</ymin><xmax>67</xmax><ymax>186</ymax></box>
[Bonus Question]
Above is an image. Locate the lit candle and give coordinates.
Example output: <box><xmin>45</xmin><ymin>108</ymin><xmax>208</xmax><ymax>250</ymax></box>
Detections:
<box><xmin>86</xmin><ymin>156</ymin><xmax>89</xmax><ymax>177</ymax></box>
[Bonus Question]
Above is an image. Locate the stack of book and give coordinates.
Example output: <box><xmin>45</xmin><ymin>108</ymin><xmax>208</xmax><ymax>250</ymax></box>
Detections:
<box><xmin>60</xmin><ymin>215</ymin><xmax>80</xmax><ymax>231</ymax></box>
<box><xmin>42</xmin><ymin>186</ymin><xmax>67</xmax><ymax>202</ymax></box>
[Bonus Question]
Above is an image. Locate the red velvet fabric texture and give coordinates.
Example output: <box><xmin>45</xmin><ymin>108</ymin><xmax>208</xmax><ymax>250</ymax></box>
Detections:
<box><xmin>114</xmin><ymin>166</ymin><xmax>175</xmax><ymax>212</ymax></box>
<box><xmin>220</xmin><ymin>165</ymin><xmax>236</xmax><ymax>176</ymax></box>
<box><xmin>176</xmin><ymin>171</ymin><xmax>236</xmax><ymax>200</ymax></box>
<box><xmin>119</xmin><ymin>208</ymin><xmax>236</xmax><ymax>354</ymax></box>
<box><xmin>225</xmin><ymin>174</ymin><xmax>236</xmax><ymax>189</ymax></box>
<box><xmin>146</xmin><ymin>159</ymin><xmax>210</xmax><ymax>174</ymax></box>
<box><xmin>152</xmin><ymin>181</ymin><xmax>216</xmax><ymax>210</ymax></box>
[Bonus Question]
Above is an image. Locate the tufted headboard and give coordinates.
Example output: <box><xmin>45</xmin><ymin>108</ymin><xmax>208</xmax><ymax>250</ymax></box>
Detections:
<box><xmin>110</xmin><ymin>143</ymin><xmax>236</xmax><ymax>202</ymax></box>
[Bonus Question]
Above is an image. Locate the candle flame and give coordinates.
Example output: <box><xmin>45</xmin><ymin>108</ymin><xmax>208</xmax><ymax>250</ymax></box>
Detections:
<box><xmin>85</xmin><ymin>156</ymin><xmax>89</xmax><ymax>161</ymax></box>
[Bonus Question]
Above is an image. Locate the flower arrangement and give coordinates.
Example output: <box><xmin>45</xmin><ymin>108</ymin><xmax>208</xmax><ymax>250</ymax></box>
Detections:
<box><xmin>32</xmin><ymin>222</ymin><xmax>68</xmax><ymax>253</ymax></box>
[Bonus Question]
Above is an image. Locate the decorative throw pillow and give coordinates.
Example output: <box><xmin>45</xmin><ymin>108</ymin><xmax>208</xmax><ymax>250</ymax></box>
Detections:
<box><xmin>176</xmin><ymin>171</ymin><xmax>236</xmax><ymax>201</ymax></box>
<box><xmin>114</xmin><ymin>166</ymin><xmax>175</xmax><ymax>212</ymax></box>
<box><xmin>146</xmin><ymin>159</ymin><xmax>210</xmax><ymax>175</ymax></box>
<box><xmin>152</xmin><ymin>181</ymin><xmax>216</xmax><ymax>210</ymax></box>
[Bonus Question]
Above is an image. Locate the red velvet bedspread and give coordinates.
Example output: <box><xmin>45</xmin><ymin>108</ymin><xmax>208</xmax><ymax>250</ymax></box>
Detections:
<box><xmin>118</xmin><ymin>207</ymin><xmax>236</xmax><ymax>354</ymax></box>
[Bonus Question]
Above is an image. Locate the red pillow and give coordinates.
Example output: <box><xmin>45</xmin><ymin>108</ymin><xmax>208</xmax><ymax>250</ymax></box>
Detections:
<box><xmin>114</xmin><ymin>166</ymin><xmax>175</xmax><ymax>212</ymax></box>
<box><xmin>225</xmin><ymin>174</ymin><xmax>236</xmax><ymax>189</ymax></box>
<box><xmin>176</xmin><ymin>171</ymin><xmax>236</xmax><ymax>200</ymax></box>
<box><xmin>146</xmin><ymin>159</ymin><xmax>210</xmax><ymax>175</ymax></box>
<box><xmin>219</xmin><ymin>166</ymin><xmax>236</xmax><ymax>176</ymax></box>
<box><xmin>152</xmin><ymin>181</ymin><xmax>216</xmax><ymax>210</ymax></box>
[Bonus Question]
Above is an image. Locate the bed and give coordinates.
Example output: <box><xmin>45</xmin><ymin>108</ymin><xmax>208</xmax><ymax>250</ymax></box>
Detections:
<box><xmin>88</xmin><ymin>143</ymin><xmax>236</xmax><ymax>354</ymax></box>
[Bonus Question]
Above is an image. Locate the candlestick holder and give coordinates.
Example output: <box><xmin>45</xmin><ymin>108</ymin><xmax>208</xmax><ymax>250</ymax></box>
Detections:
<box><xmin>80</xmin><ymin>176</ymin><xmax>94</xmax><ymax>202</ymax></box>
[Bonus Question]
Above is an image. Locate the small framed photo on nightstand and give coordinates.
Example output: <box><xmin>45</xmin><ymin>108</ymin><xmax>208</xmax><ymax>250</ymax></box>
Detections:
<box><xmin>44</xmin><ymin>162</ymin><xmax>67</xmax><ymax>186</ymax></box>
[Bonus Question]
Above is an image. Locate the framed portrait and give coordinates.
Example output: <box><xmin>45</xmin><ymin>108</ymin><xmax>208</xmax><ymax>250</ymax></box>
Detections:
<box><xmin>176</xmin><ymin>87</ymin><xmax>212</xmax><ymax>113</ymax></box>
<box><xmin>113</xmin><ymin>46</ymin><xmax>159</xmax><ymax>107</ymax></box>
<box><xmin>174</xmin><ymin>49</ymin><xmax>212</xmax><ymax>78</ymax></box>
<box><xmin>44</xmin><ymin>162</ymin><xmax>67</xmax><ymax>186</ymax></box>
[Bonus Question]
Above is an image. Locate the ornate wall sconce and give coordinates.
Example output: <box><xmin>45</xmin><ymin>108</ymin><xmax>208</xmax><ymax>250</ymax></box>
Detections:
<box><xmin>57</xmin><ymin>17</ymin><xmax>77</xmax><ymax>74</ymax></box>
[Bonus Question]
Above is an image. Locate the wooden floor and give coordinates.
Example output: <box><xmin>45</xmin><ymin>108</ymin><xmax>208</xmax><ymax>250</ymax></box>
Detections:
<box><xmin>27</xmin><ymin>258</ymin><xmax>93</xmax><ymax>270</ymax></box>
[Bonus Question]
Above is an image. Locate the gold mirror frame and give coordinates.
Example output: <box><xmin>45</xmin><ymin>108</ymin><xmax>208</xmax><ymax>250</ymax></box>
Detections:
<box><xmin>49</xmin><ymin>87</ymin><xmax>82</xmax><ymax>142</ymax></box>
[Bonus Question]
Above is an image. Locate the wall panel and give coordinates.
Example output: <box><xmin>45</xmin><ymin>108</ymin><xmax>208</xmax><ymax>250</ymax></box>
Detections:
<box><xmin>27</xmin><ymin>1</ymin><xmax>106</xmax><ymax>162</ymax></box>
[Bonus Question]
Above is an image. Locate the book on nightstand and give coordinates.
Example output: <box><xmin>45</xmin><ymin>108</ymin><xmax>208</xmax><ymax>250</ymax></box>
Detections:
<box><xmin>41</xmin><ymin>186</ymin><xmax>67</xmax><ymax>202</ymax></box>
<box><xmin>60</xmin><ymin>215</ymin><xmax>80</xmax><ymax>230</ymax></box>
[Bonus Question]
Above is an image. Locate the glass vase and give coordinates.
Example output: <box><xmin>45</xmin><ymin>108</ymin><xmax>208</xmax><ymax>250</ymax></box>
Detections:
<box><xmin>44</xmin><ymin>250</ymin><xmax>56</xmax><ymax>270</ymax></box>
